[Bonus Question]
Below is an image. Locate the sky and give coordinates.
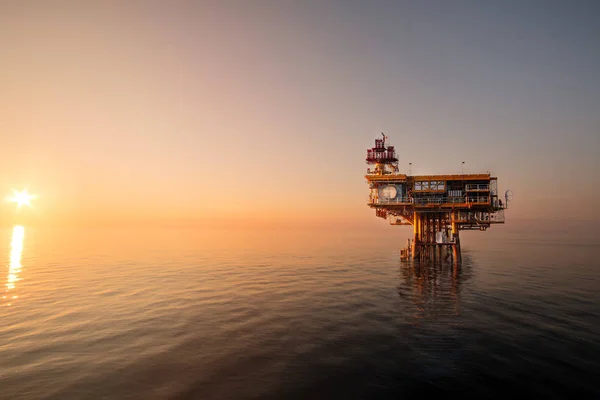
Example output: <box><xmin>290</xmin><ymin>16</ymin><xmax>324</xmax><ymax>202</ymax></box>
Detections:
<box><xmin>0</xmin><ymin>0</ymin><xmax>599</xmax><ymax>228</ymax></box>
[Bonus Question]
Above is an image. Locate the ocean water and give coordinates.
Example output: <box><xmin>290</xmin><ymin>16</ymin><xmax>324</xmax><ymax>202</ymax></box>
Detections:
<box><xmin>1</xmin><ymin>221</ymin><xmax>599</xmax><ymax>399</ymax></box>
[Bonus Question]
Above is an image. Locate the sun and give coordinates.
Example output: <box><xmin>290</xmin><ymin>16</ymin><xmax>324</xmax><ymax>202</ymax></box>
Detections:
<box><xmin>6</xmin><ymin>189</ymin><xmax>36</xmax><ymax>208</ymax></box>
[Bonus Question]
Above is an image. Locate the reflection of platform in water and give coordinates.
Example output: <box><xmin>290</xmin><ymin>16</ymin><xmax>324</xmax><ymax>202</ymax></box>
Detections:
<box><xmin>365</xmin><ymin>133</ymin><xmax>509</xmax><ymax>263</ymax></box>
<box><xmin>397</xmin><ymin>258</ymin><xmax>474</xmax><ymax>320</ymax></box>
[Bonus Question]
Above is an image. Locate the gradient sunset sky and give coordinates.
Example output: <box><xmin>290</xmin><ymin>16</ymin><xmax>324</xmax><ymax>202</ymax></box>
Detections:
<box><xmin>1</xmin><ymin>1</ymin><xmax>599</xmax><ymax>227</ymax></box>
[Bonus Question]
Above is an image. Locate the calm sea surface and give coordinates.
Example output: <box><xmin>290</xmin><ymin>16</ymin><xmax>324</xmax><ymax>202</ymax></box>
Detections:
<box><xmin>1</xmin><ymin>221</ymin><xmax>599</xmax><ymax>399</ymax></box>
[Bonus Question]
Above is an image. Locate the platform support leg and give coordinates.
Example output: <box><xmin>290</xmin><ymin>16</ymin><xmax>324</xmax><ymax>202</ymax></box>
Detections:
<box><xmin>411</xmin><ymin>212</ymin><xmax>419</xmax><ymax>260</ymax></box>
<box><xmin>451</xmin><ymin>210</ymin><xmax>462</xmax><ymax>264</ymax></box>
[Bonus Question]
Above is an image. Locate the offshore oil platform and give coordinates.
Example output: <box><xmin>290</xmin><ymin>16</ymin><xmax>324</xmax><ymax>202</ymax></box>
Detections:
<box><xmin>365</xmin><ymin>134</ymin><xmax>510</xmax><ymax>263</ymax></box>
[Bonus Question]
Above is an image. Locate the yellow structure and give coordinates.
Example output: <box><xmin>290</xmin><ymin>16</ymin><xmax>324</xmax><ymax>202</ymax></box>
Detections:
<box><xmin>365</xmin><ymin>134</ymin><xmax>509</xmax><ymax>263</ymax></box>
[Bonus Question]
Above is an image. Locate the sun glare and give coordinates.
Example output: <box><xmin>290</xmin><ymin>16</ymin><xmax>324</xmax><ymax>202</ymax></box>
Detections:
<box><xmin>6</xmin><ymin>189</ymin><xmax>36</xmax><ymax>208</ymax></box>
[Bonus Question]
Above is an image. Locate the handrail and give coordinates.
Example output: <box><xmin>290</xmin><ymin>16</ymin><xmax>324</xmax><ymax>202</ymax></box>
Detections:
<box><xmin>465</xmin><ymin>184</ymin><xmax>490</xmax><ymax>191</ymax></box>
<box><xmin>369</xmin><ymin>196</ymin><xmax>491</xmax><ymax>205</ymax></box>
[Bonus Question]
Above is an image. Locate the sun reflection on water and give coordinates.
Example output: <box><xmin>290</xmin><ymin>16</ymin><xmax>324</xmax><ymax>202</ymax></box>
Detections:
<box><xmin>3</xmin><ymin>225</ymin><xmax>24</xmax><ymax>306</ymax></box>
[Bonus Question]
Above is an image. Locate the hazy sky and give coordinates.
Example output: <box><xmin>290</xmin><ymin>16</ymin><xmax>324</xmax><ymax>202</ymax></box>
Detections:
<box><xmin>1</xmin><ymin>1</ymin><xmax>599</xmax><ymax>227</ymax></box>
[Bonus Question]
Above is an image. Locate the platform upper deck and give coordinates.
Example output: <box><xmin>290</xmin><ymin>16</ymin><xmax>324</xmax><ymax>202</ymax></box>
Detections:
<box><xmin>365</xmin><ymin>173</ymin><xmax>496</xmax><ymax>182</ymax></box>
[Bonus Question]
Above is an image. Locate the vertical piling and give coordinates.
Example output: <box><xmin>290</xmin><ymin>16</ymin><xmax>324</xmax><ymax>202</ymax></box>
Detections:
<box><xmin>412</xmin><ymin>212</ymin><xmax>419</xmax><ymax>260</ymax></box>
<box><xmin>451</xmin><ymin>210</ymin><xmax>461</xmax><ymax>264</ymax></box>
